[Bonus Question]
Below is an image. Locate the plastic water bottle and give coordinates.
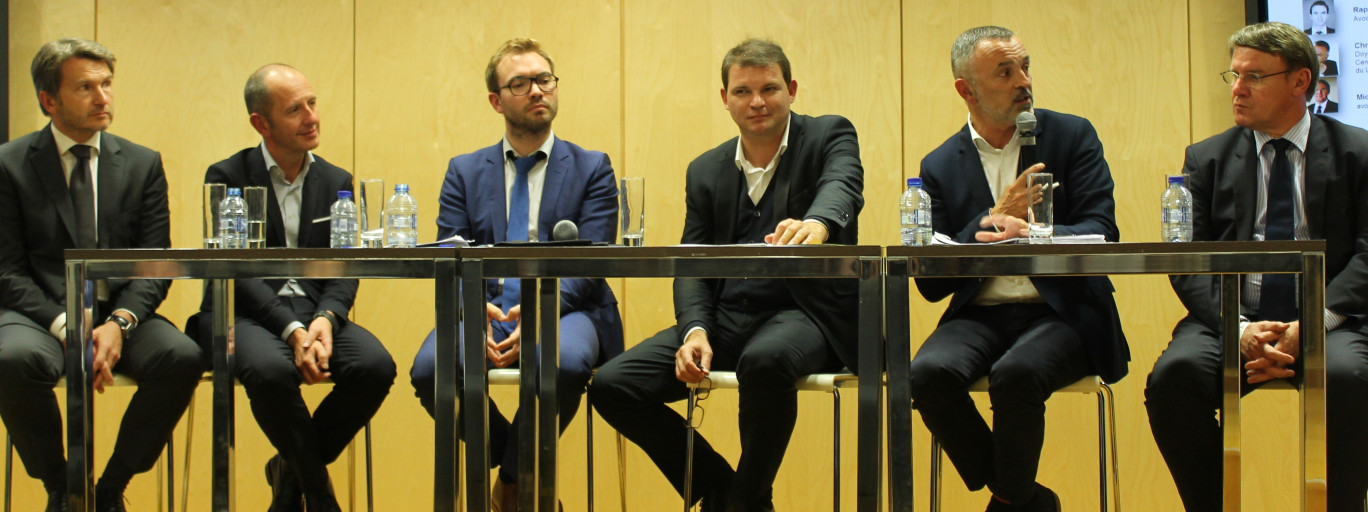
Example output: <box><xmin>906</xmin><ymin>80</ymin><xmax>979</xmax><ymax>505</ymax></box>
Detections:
<box><xmin>385</xmin><ymin>184</ymin><xmax>418</xmax><ymax>248</ymax></box>
<box><xmin>330</xmin><ymin>191</ymin><xmax>359</xmax><ymax>248</ymax></box>
<box><xmin>900</xmin><ymin>178</ymin><xmax>933</xmax><ymax>246</ymax></box>
<box><xmin>218</xmin><ymin>188</ymin><xmax>248</xmax><ymax>249</ymax></box>
<box><xmin>1161</xmin><ymin>175</ymin><xmax>1193</xmax><ymax>242</ymax></box>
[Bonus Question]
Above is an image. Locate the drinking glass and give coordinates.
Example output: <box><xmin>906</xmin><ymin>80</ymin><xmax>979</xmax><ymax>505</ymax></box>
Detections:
<box><xmin>359</xmin><ymin>179</ymin><xmax>386</xmax><ymax>248</ymax></box>
<box><xmin>619</xmin><ymin>177</ymin><xmax>645</xmax><ymax>246</ymax></box>
<box><xmin>1027</xmin><ymin>172</ymin><xmax>1054</xmax><ymax>244</ymax></box>
<box><xmin>242</xmin><ymin>186</ymin><xmax>268</xmax><ymax>248</ymax></box>
<box><xmin>202</xmin><ymin>183</ymin><xmax>226</xmax><ymax>248</ymax></box>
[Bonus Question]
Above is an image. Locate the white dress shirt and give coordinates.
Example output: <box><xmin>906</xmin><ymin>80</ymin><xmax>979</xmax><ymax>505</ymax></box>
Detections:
<box><xmin>966</xmin><ymin>114</ymin><xmax>1044</xmax><ymax>305</ymax></box>
<box><xmin>262</xmin><ymin>143</ymin><xmax>317</xmax><ymax>340</ymax></box>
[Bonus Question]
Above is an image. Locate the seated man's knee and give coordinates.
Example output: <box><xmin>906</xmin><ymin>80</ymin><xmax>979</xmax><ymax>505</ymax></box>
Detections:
<box><xmin>0</xmin><ymin>343</ymin><xmax>60</xmax><ymax>387</ymax></box>
<box><xmin>736</xmin><ymin>350</ymin><xmax>799</xmax><ymax>392</ymax></box>
<box><xmin>1144</xmin><ymin>350</ymin><xmax>1209</xmax><ymax>405</ymax></box>
<box><xmin>908</xmin><ymin>358</ymin><xmax>963</xmax><ymax>402</ymax></box>
<box><xmin>986</xmin><ymin>358</ymin><xmax>1053</xmax><ymax>405</ymax></box>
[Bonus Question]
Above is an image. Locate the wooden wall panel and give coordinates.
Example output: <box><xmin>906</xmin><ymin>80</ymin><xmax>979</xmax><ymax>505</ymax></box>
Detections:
<box><xmin>4</xmin><ymin>0</ymin><xmax>1304</xmax><ymax>510</ymax></box>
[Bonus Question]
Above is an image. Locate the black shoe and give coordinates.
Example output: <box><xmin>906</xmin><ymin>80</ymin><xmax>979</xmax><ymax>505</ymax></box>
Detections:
<box><xmin>46</xmin><ymin>490</ymin><xmax>69</xmax><ymax>512</ymax></box>
<box><xmin>1026</xmin><ymin>483</ymin><xmax>1061</xmax><ymax>512</ymax></box>
<box><xmin>304</xmin><ymin>492</ymin><xmax>343</xmax><ymax>512</ymax></box>
<box><xmin>265</xmin><ymin>455</ymin><xmax>304</xmax><ymax>512</ymax></box>
<box><xmin>94</xmin><ymin>486</ymin><xmax>127</xmax><ymax>512</ymax></box>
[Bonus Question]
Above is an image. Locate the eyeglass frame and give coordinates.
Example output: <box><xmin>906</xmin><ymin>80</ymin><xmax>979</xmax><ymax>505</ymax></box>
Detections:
<box><xmin>1219</xmin><ymin>69</ymin><xmax>1294</xmax><ymax>87</ymax></box>
<box><xmin>686</xmin><ymin>376</ymin><xmax>712</xmax><ymax>429</ymax></box>
<box><xmin>498</xmin><ymin>72</ymin><xmax>559</xmax><ymax>96</ymax></box>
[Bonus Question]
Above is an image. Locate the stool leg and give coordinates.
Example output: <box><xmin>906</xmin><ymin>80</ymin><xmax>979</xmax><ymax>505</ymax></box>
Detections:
<box><xmin>1096</xmin><ymin>390</ymin><xmax>1106</xmax><ymax>512</ymax></box>
<box><xmin>1102</xmin><ymin>383</ymin><xmax>1120</xmax><ymax>512</ymax></box>
<box><xmin>929</xmin><ymin>437</ymin><xmax>942</xmax><ymax>512</ymax></box>
<box><xmin>832</xmin><ymin>389</ymin><xmax>840</xmax><ymax>512</ymax></box>
<box><xmin>616</xmin><ymin>432</ymin><xmax>627</xmax><ymax>512</ymax></box>
<box><xmin>156</xmin><ymin>446</ymin><xmax>165</xmax><ymax>512</ymax></box>
<box><xmin>6</xmin><ymin>434</ymin><xmax>14</xmax><ymax>512</ymax></box>
<box><xmin>165</xmin><ymin>438</ymin><xmax>174</xmax><ymax>512</ymax></box>
<box><xmin>366</xmin><ymin>423</ymin><xmax>374</xmax><ymax>512</ymax></box>
<box><xmin>684</xmin><ymin>388</ymin><xmax>697</xmax><ymax>512</ymax></box>
<box><xmin>586</xmin><ymin>393</ymin><xmax>595</xmax><ymax>512</ymax></box>
<box><xmin>181</xmin><ymin>391</ymin><xmax>195</xmax><ymax>512</ymax></box>
<box><xmin>346</xmin><ymin>436</ymin><xmax>357</xmax><ymax>511</ymax></box>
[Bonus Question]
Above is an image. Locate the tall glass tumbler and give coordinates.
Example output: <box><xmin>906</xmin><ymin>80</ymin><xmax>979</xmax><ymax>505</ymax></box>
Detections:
<box><xmin>620</xmin><ymin>177</ymin><xmax>645</xmax><ymax>246</ymax></box>
<box><xmin>243</xmin><ymin>186</ymin><xmax>268</xmax><ymax>248</ymax></box>
<box><xmin>1027</xmin><ymin>172</ymin><xmax>1054</xmax><ymax>244</ymax></box>
<box><xmin>203</xmin><ymin>183</ymin><xmax>226</xmax><ymax>248</ymax></box>
<box><xmin>359</xmin><ymin>179</ymin><xmax>386</xmax><ymax>248</ymax></box>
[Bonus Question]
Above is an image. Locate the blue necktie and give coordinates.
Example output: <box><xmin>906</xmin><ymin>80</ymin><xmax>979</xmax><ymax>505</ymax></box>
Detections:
<box><xmin>1259</xmin><ymin>139</ymin><xmax>1298</xmax><ymax>322</ymax></box>
<box><xmin>500</xmin><ymin>151</ymin><xmax>544</xmax><ymax>314</ymax></box>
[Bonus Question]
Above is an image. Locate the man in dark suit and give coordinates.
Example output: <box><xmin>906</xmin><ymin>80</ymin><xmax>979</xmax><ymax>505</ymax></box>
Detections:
<box><xmin>194</xmin><ymin>64</ymin><xmax>395</xmax><ymax>512</ymax></box>
<box><xmin>589</xmin><ymin>39</ymin><xmax>863</xmax><ymax>512</ymax></box>
<box><xmin>407</xmin><ymin>38</ymin><xmax>623</xmax><ymax>510</ymax></box>
<box><xmin>1146</xmin><ymin>22</ymin><xmax>1368</xmax><ymax>511</ymax></box>
<box><xmin>1308</xmin><ymin>79</ymin><xmax>1338</xmax><ymax>113</ymax></box>
<box><xmin>1314</xmin><ymin>40</ymin><xmax>1337</xmax><ymax>77</ymax></box>
<box><xmin>910</xmin><ymin>26</ymin><xmax>1127</xmax><ymax>512</ymax></box>
<box><xmin>0</xmin><ymin>39</ymin><xmax>202</xmax><ymax>512</ymax></box>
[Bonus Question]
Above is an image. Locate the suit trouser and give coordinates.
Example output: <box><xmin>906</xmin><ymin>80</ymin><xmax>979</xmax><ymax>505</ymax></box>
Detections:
<box><xmin>227</xmin><ymin>298</ymin><xmax>395</xmax><ymax>498</ymax></box>
<box><xmin>410</xmin><ymin>310</ymin><xmax>601</xmax><ymax>482</ymax></box>
<box><xmin>1146</xmin><ymin>317</ymin><xmax>1368</xmax><ymax>511</ymax></box>
<box><xmin>588</xmin><ymin>307</ymin><xmax>838</xmax><ymax>511</ymax></box>
<box><xmin>908</xmin><ymin>303</ymin><xmax>1092</xmax><ymax>504</ymax></box>
<box><xmin>0</xmin><ymin>307</ymin><xmax>202</xmax><ymax>490</ymax></box>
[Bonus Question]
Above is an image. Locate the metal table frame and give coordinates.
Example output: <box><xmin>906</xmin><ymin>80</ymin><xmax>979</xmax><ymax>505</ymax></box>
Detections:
<box><xmin>62</xmin><ymin>248</ymin><xmax>461</xmax><ymax>512</ymax></box>
<box><xmin>882</xmin><ymin>241</ymin><xmax>1327</xmax><ymax>512</ymax></box>
<box><xmin>457</xmin><ymin>245</ymin><xmax>885</xmax><ymax>512</ymax></box>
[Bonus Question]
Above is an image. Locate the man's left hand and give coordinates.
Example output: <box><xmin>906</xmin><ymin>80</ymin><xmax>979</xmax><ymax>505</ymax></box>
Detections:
<box><xmin>766</xmin><ymin>219</ymin><xmax>828</xmax><ymax>245</ymax></box>
<box><xmin>974</xmin><ymin>213</ymin><xmax>1029</xmax><ymax>243</ymax></box>
<box><xmin>1246</xmin><ymin>320</ymin><xmax>1301</xmax><ymax>384</ymax></box>
<box><xmin>90</xmin><ymin>321</ymin><xmax>124</xmax><ymax>393</ymax></box>
<box><xmin>304</xmin><ymin>316</ymin><xmax>334</xmax><ymax>372</ymax></box>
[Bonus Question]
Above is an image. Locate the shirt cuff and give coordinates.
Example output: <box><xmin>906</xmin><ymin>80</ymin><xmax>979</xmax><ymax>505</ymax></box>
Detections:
<box><xmin>280</xmin><ymin>321</ymin><xmax>306</xmax><ymax>343</ymax></box>
<box><xmin>50</xmin><ymin>313</ymin><xmax>67</xmax><ymax>342</ymax></box>
<box><xmin>1238</xmin><ymin>317</ymin><xmax>1250</xmax><ymax>340</ymax></box>
<box><xmin>802</xmin><ymin>217</ymin><xmax>828</xmax><ymax>229</ymax></box>
<box><xmin>1325</xmin><ymin>308</ymin><xmax>1347</xmax><ymax>332</ymax></box>
<box><xmin>683</xmin><ymin>326</ymin><xmax>707</xmax><ymax>344</ymax></box>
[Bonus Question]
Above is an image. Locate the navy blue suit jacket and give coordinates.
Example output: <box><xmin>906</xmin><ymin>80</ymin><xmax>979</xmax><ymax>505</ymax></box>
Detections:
<box><xmin>1172</xmin><ymin>114</ymin><xmax>1368</xmax><ymax>331</ymax></box>
<box><xmin>916</xmin><ymin>109</ymin><xmax>1130</xmax><ymax>382</ymax></box>
<box><xmin>437</xmin><ymin>137</ymin><xmax>624</xmax><ymax>360</ymax></box>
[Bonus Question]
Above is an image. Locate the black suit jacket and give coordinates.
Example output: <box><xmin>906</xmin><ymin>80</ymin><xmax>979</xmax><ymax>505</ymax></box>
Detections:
<box><xmin>1171</xmin><ymin>114</ymin><xmax>1368</xmax><ymax>330</ymax></box>
<box><xmin>0</xmin><ymin>125</ymin><xmax>172</xmax><ymax>327</ymax></box>
<box><xmin>1309</xmin><ymin>100</ymin><xmax>1338</xmax><ymax>114</ymax></box>
<box><xmin>198</xmin><ymin>146</ymin><xmax>359</xmax><ymax>336</ymax></box>
<box><xmin>1305</xmin><ymin>27</ymin><xmax>1336</xmax><ymax>34</ymax></box>
<box><xmin>676</xmin><ymin>113</ymin><xmax>864</xmax><ymax>371</ymax></box>
<box><xmin>916</xmin><ymin>109</ymin><xmax>1130</xmax><ymax>382</ymax></box>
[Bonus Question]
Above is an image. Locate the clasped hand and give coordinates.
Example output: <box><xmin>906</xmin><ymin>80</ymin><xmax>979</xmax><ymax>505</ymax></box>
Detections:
<box><xmin>290</xmin><ymin>316</ymin><xmax>334</xmax><ymax>384</ymax></box>
<box><xmin>484</xmin><ymin>302</ymin><xmax>521</xmax><ymax>368</ymax></box>
<box><xmin>1241</xmin><ymin>320</ymin><xmax>1301</xmax><ymax>384</ymax></box>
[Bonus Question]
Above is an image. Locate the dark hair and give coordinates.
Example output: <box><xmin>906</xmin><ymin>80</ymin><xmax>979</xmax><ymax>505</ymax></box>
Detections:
<box><xmin>1310</xmin><ymin>1</ymin><xmax>1329</xmax><ymax>13</ymax></box>
<box><xmin>31</xmin><ymin>38</ymin><xmax>116</xmax><ymax>117</ymax></box>
<box><xmin>721</xmin><ymin>39</ymin><xmax>791</xmax><ymax>89</ymax></box>
<box><xmin>1315</xmin><ymin>40</ymin><xmax>1330</xmax><ymax>50</ymax></box>
<box><xmin>1229</xmin><ymin>22</ymin><xmax>1318</xmax><ymax>87</ymax></box>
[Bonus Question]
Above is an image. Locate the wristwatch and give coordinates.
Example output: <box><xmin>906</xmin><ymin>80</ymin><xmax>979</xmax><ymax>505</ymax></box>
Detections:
<box><xmin>313</xmin><ymin>310</ymin><xmax>338</xmax><ymax>332</ymax></box>
<box><xmin>106</xmin><ymin>314</ymin><xmax>135</xmax><ymax>339</ymax></box>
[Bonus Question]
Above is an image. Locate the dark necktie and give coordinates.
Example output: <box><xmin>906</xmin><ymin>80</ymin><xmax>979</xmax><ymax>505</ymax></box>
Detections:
<box><xmin>1259</xmin><ymin>139</ymin><xmax>1298</xmax><ymax>322</ymax></box>
<box><xmin>499</xmin><ymin>151</ymin><xmax>544</xmax><ymax>314</ymax></box>
<box><xmin>68</xmin><ymin>144</ymin><xmax>96</xmax><ymax>248</ymax></box>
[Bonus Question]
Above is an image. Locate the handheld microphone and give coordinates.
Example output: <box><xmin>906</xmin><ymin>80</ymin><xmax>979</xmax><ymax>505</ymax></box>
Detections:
<box><xmin>1016</xmin><ymin>111</ymin><xmax>1037</xmax><ymax>176</ymax></box>
<box><xmin>552</xmin><ymin>219</ymin><xmax>579</xmax><ymax>241</ymax></box>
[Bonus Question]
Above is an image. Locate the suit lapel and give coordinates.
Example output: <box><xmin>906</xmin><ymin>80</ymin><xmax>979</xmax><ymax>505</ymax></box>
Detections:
<box><xmin>771</xmin><ymin>114</ymin><xmax>800</xmax><ymax>220</ymax></box>
<box><xmin>298</xmin><ymin>159</ymin><xmax>323</xmax><ymax>245</ymax></box>
<box><xmin>713</xmin><ymin>139</ymin><xmax>740</xmax><ymax>244</ymax></box>
<box><xmin>1302</xmin><ymin>117</ymin><xmax>1331</xmax><ymax>239</ymax></box>
<box><xmin>1232</xmin><ymin>131</ymin><xmax>1258</xmax><ymax>241</ymax></box>
<box><xmin>486</xmin><ymin>145</ymin><xmax>509</xmax><ymax>243</ymax></box>
<box><xmin>247</xmin><ymin>148</ymin><xmax>286</xmax><ymax>247</ymax></box>
<box><xmin>954</xmin><ymin>127</ymin><xmax>995</xmax><ymax>212</ymax></box>
<box><xmin>29</xmin><ymin>126</ymin><xmax>78</xmax><ymax>245</ymax></box>
<box><xmin>538</xmin><ymin>137</ymin><xmax>567</xmax><ymax>241</ymax></box>
<box><xmin>96</xmin><ymin>135</ymin><xmax>124</xmax><ymax>248</ymax></box>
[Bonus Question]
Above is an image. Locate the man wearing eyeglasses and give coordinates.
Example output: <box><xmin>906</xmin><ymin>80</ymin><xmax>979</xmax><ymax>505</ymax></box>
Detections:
<box><xmin>408</xmin><ymin>37</ymin><xmax>622</xmax><ymax>511</ymax></box>
<box><xmin>590</xmin><ymin>38</ymin><xmax>863</xmax><ymax>512</ymax></box>
<box><xmin>1145</xmin><ymin>21</ymin><xmax>1368</xmax><ymax>510</ymax></box>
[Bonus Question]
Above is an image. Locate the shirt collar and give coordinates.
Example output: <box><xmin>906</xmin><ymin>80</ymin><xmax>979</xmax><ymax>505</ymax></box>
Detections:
<box><xmin>966</xmin><ymin>112</ymin><xmax>1026</xmax><ymax>153</ymax></box>
<box><xmin>51</xmin><ymin>124</ymin><xmax>102</xmax><ymax>158</ymax></box>
<box><xmin>502</xmin><ymin>131</ymin><xmax>557</xmax><ymax>161</ymax></box>
<box><xmin>260</xmin><ymin>141</ymin><xmax>315</xmax><ymax>185</ymax></box>
<box><xmin>1254</xmin><ymin>109</ymin><xmax>1311</xmax><ymax>154</ymax></box>
<box><xmin>733</xmin><ymin>113</ymin><xmax>792</xmax><ymax>172</ymax></box>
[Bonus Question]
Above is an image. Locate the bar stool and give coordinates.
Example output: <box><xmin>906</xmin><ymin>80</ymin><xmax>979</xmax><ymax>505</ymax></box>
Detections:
<box><xmin>683</xmin><ymin>371</ymin><xmax>858</xmax><ymax>512</ymax></box>
<box><xmin>176</xmin><ymin>374</ymin><xmax>374</xmax><ymax>512</ymax></box>
<box><xmin>927</xmin><ymin>376</ymin><xmax>1119</xmax><ymax>512</ymax></box>
<box><xmin>3</xmin><ymin>375</ymin><xmax>178</xmax><ymax>512</ymax></box>
<box><xmin>485</xmin><ymin>368</ymin><xmax>628</xmax><ymax>511</ymax></box>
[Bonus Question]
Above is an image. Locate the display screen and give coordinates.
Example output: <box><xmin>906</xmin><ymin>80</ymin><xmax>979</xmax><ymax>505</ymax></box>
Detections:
<box><xmin>1265</xmin><ymin>0</ymin><xmax>1367</xmax><ymax>126</ymax></box>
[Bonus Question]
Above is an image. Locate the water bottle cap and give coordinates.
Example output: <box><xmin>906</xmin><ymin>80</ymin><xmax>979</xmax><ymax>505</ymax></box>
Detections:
<box><xmin>227</xmin><ymin>188</ymin><xmax>241</xmax><ymax>196</ymax></box>
<box><xmin>1168</xmin><ymin>175</ymin><xmax>1185</xmax><ymax>184</ymax></box>
<box><xmin>338</xmin><ymin>190</ymin><xmax>352</xmax><ymax>199</ymax></box>
<box><xmin>395</xmin><ymin>184</ymin><xmax>409</xmax><ymax>193</ymax></box>
<box><xmin>907</xmin><ymin>177</ymin><xmax>922</xmax><ymax>187</ymax></box>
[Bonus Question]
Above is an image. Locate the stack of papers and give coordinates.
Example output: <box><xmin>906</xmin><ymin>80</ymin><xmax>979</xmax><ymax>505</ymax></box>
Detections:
<box><xmin>930</xmin><ymin>232</ymin><xmax>1107</xmax><ymax>245</ymax></box>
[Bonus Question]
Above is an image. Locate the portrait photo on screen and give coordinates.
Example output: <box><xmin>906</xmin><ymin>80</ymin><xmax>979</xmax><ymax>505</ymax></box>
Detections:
<box><xmin>1304</xmin><ymin>0</ymin><xmax>1336</xmax><ymax>35</ymax></box>
<box><xmin>1313</xmin><ymin>38</ymin><xmax>1339</xmax><ymax>77</ymax></box>
<box><xmin>1309</xmin><ymin>78</ymin><xmax>1339</xmax><ymax>114</ymax></box>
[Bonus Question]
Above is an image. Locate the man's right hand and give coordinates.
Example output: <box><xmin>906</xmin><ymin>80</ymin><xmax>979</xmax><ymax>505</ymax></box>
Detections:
<box><xmin>289</xmin><ymin>327</ymin><xmax>331</xmax><ymax>384</ymax></box>
<box><xmin>675</xmin><ymin>329</ymin><xmax>713</xmax><ymax>383</ymax></box>
<box><xmin>991</xmin><ymin>163</ymin><xmax>1045</xmax><ymax>219</ymax></box>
